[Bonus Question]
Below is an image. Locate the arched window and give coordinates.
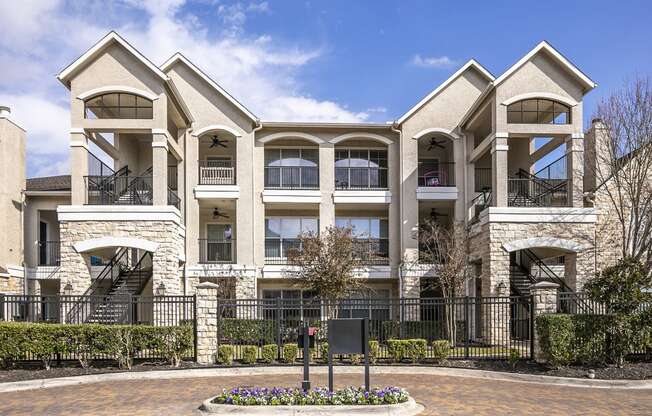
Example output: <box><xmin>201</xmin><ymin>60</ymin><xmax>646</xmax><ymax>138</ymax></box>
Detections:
<box><xmin>84</xmin><ymin>93</ymin><xmax>153</xmax><ymax>119</ymax></box>
<box><xmin>507</xmin><ymin>99</ymin><xmax>570</xmax><ymax>124</ymax></box>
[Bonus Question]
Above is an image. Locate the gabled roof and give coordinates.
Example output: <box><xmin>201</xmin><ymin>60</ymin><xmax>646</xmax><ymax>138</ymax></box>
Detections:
<box><xmin>493</xmin><ymin>41</ymin><xmax>597</xmax><ymax>91</ymax></box>
<box><xmin>57</xmin><ymin>31</ymin><xmax>169</xmax><ymax>87</ymax></box>
<box><xmin>396</xmin><ymin>59</ymin><xmax>495</xmax><ymax>125</ymax></box>
<box><xmin>160</xmin><ymin>52</ymin><xmax>259</xmax><ymax>123</ymax></box>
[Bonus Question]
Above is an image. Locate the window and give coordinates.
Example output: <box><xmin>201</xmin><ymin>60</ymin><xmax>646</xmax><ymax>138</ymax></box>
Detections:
<box><xmin>264</xmin><ymin>149</ymin><xmax>319</xmax><ymax>188</ymax></box>
<box><xmin>506</xmin><ymin>99</ymin><xmax>570</xmax><ymax>124</ymax></box>
<box><xmin>265</xmin><ymin>217</ymin><xmax>319</xmax><ymax>260</ymax></box>
<box><xmin>335</xmin><ymin>217</ymin><xmax>388</xmax><ymax>239</ymax></box>
<box><xmin>84</xmin><ymin>93</ymin><xmax>153</xmax><ymax>119</ymax></box>
<box><xmin>335</xmin><ymin>149</ymin><xmax>388</xmax><ymax>189</ymax></box>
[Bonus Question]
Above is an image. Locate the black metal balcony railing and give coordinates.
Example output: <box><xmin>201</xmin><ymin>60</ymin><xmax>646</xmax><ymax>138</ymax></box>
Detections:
<box><xmin>508</xmin><ymin>178</ymin><xmax>569</xmax><ymax>207</ymax></box>
<box><xmin>38</xmin><ymin>241</ymin><xmax>60</xmax><ymax>266</ymax></box>
<box><xmin>264</xmin><ymin>238</ymin><xmax>389</xmax><ymax>265</ymax></box>
<box><xmin>199</xmin><ymin>239</ymin><xmax>235</xmax><ymax>263</ymax></box>
<box><xmin>417</xmin><ymin>161</ymin><xmax>455</xmax><ymax>187</ymax></box>
<box><xmin>168</xmin><ymin>165</ymin><xmax>178</xmax><ymax>191</ymax></box>
<box><xmin>85</xmin><ymin>175</ymin><xmax>153</xmax><ymax>205</ymax></box>
<box><xmin>264</xmin><ymin>238</ymin><xmax>302</xmax><ymax>264</ymax></box>
<box><xmin>352</xmin><ymin>239</ymin><xmax>390</xmax><ymax>265</ymax></box>
<box><xmin>335</xmin><ymin>167</ymin><xmax>388</xmax><ymax>189</ymax></box>
<box><xmin>168</xmin><ymin>188</ymin><xmax>181</xmax><ymax>210</ymax></box>
<box><xmin>471</xmin><ymin>189</ymin><xmax>492</xmax><ymax>223</ymax></box>
<box><xmin>264</xmin><ymin>166</ymin><xmax>319</xmax><ymax>189</ymax></box>
<box><xmin>198</xmin><ymin>160</ymin><xmax>236</xmax><ymax>185</ymax></box>
<box><xmin>474</xmin><ymin>168</ymin><xmax>492</xmax><ymax>192</ymax></box>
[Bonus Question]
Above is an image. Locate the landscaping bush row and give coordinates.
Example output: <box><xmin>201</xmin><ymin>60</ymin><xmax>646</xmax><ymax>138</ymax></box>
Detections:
<box><xmin>536</xmin><ymin>313</ymin><xmax>652</xmax><ymax>367</ymax></box>
<box><xmin>215</xmin><ymin>339</ymin><xmax>452</xmax><ymax>365</ymax></box>
<box><xmin>0</xmin><ymin>322</ymin><xmax>193</xmax><ymax>370</ymax></box>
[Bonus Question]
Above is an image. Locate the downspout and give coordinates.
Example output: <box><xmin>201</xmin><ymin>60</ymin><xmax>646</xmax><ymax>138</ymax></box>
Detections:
<box><xmin>252</xmin><ymin>119</ymin><xmax>264</xmax><ymax>297</ymax></box>
<box><xmin>390</xmin><ymin>122</ymin><xmax>403</xmax><ymax>299</ymax></box>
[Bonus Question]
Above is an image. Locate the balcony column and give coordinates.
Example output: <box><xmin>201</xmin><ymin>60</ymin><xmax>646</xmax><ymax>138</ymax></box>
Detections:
<box><xmin>453</xmin><ymin>137</ymin><xmax>465</xmax><ymax>222</ymax></box>
<box><xmin>566</xmin><ymin>133</ymin><xmax>584</xmax><ymax>207</ymax></box>
<box><xmin>387</xmin><ymin>139</ymin><xmax>400</xmax><ymax>269</ymax></box>
<box><xmin>464</xmin><ymin>132</ymin><xmax>475</xmax><ymax>222</ymax></box>
<box><xmin>319</xmin><ymin>142</ymin><xmax>335</xmax><ymax>232</ymax></box>
<box><xmin>186</xmin><ymin>130</ymin><xmax>200</xmax><ymax>267</ymax></box>
<box><xmin>152</xmin><ymin>132</ymin><xmax>168</xmax><ymax>206</ymax></box>
<box><xmin>491</xmin><ymin>134</ymin><xmax>509</xmax><ymax>207</ymax></box>
<box><xmin>70</xmin><ymin>129</ymin><xmax>89</xmax><ymax>205</ymax></box>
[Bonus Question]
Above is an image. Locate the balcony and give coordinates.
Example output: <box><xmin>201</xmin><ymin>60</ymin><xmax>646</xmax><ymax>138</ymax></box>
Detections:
<box><xmin>264</xmin><ymin>238</ymin><xmax>389</xmax><ymax>266</ymax></box>
<box><xmin>38</xmin><ymin>241</ymin><xmax>60</xmax><ymax>266</ymax></box>
<box><xmin>265</xmin><ymin>238</ymin><xmax>301</xmax><ymax>265</ymax></box>
<box><xmin>85</xmin><ymin>175</ymin><xmax>153</xmax><ymax>205</ymax></box>
<box><xmin>474</xmin><ymin>168</ymin><xmax>492</xmax><ymax>192</ymax></box>
<box><xmin>335</xmin><ymin>167</ymin><xmax>388</xmax><ymax>190</ymax></box>
<box><xmin>264</xmin><ymin>166</ymin><xmax>319</xmax><ymax>189</ymax></box>
<box><xmin>198</xmin><ymin>160</ymin><xmax>235</xmax><ymax>185</ymax></box>
<box><xmin>416</xmin><ymin>161</ymin><xmax>457</xmax><ymax>200</ymax></box>
<box><xmin>198</xmin><ymin>239</ymin><xmax>235</xmax><ymax>264</ymax></box>
<box><xmin>508</xmin><ymin>177</ymin><xmax>569</xmax><ymax>207</ymax></box>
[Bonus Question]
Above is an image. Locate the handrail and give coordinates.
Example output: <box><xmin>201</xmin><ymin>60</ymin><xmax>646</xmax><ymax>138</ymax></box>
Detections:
<box><xmin>534</xmin><ymin>154</ymin><xmax>567</xmax><ymax>179</ymax></box>
<box><xmin>521</xmin><ymin>249</ymin><xmax>572</xmax><ymax>292</ymax></box>
<box><xmin>471</xmin><ymin>189</ymin><xmax>492</xmax><ymax>222</ymax></box>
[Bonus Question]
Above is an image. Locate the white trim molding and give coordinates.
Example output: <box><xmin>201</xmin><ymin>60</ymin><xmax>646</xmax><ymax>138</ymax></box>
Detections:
<box><xmin>329</xmin><ymin>132</ymin><xmax>393</xmax><ymax>145</ymax></box>
<box><xmin>479</xmin><ymin>207</ymin><xmax>597</xmax><ymax>224</ymax></box>
<box><xmin>160</xmin><ymin>52</ymin><xmax>258</xmax><ymax>122</ymax></box>
<box><xmin>261</xmin><ymin>265</ymin><xmax>393</xmax><ymax>279</ymax></box>
<box><xmin>192</xmin><ymin>124</ymin><xmax>242</xmax><ymax>138</ymax></box>
<box><xmin>76</xmin><ymin>86</ymin><xmax>160</xmax><ymax>101</ymax></box>
<box><xmin>501</xmin><ymin>92</ymin><xmax>578</xmax><ymax>107</ymax></box>
<box><xmin>58</xmin><ymin>31</ymin><xmax>169</xmax><ymax>86</ymax></box>
<box><xmin>258</xmin><ymin>131</ymin><xmax>324</xmax><ymax>145</ymax></box>
<box><xmin>74</xmin><ymin>237</ymin><xmax>159</xmax><ymax>254</ymax></box>
<box><xmin>416</xmin><ymin>186</ymin><xmax>459</xmax><ymax>201</ymax></box>
<box><xmin>502</xmin><ymin>237</ymin><xmax>587</xmax><ymax>253</ymax></box>
<box><xmin>333</xmin><ymin>190</ymin><xmax>392</xmax><ymax>204</ymax></box>
<box><xmin>262</xmin><ymin>189</ymin><xmax>322</xmax><ymax>204</ymax></box>
<box><xmin>186</xmin><ymin>264</ymin><xmax>257</xmax><ymax>278</ymax></box>
<box><xmin>194</xmin><ymin>185</ymin><xmax>240</xmax><ymax>200</ymax></box>
<box><xmin>397</xmin><ymin>59</ymin><xmax>495</xmax><ymax>124</ymax></box>
<box><xmin>57</xmin><ymin>205</ymin><xmax>183</xmax><ymax>226</ymax></box>
<box><xmin>412</xmin><ymin>128</ymin><xmax>459</xmax><ymax>140</ymax></box>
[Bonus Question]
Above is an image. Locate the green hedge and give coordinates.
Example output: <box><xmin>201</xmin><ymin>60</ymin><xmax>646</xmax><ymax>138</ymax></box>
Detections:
<box><xmin>319</xmin><ymin>341</ymin><xmax>378</xmax><ymax>364</ymax></box>
<box><xmin>386</xmin><ymin>339</ymin><xmax>427</xmax><ymax>363</ymax></box>
<box><xmin>261</xmin><ymin>344</ymin><xmax>278</xmax><ymax>363</ymax></box>
<box><xmin>219</xmin><ymin>319</ymin><xmax>277</xmax><ymax>344</ymax></box>
<box><xmin>282</xmin><ymin>343</ymin><xmax>298</xmax><ymax>363</ymax></box>
<box><xmin>0</xmin><ymin>322</ymin><xmax>193</xmax><ymax>370</ymax></box>
<box><xmin>381</xmin><ymin>321</ymin><xmax>464</xmax><ymax>343</ymax></box>
<box><xmin>536</xmin><ymin>314</ymin><xmax>626</xmax><ymax>367</ymax></box>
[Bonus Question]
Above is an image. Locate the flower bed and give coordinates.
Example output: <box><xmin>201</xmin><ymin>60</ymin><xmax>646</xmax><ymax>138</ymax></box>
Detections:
<box><xmin>211</xmin><ymin>386</ymin><xmax>409</xmax><ymax>406</ymax></box>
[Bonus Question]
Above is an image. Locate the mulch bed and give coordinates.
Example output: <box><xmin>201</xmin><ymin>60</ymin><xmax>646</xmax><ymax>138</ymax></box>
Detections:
<box><xmin>1</xmin><ymin>359</ymin><xmax>651</xmax><ymax>384</ymax></box>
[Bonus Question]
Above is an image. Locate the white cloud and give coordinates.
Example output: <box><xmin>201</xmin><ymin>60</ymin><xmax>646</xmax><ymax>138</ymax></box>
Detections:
<box><xmin>411</xmin><ymin>54</ymin><xmax>457</xmax><ymax>69</ymax></box>
<box><xmin>0</xmin><ymin>0</ymin><xmax>372</xmax><ymax>177</ymax></box>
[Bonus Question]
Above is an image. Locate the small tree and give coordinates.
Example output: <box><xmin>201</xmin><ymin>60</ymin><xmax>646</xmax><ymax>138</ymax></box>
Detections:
<box><xmin>285</xmin><ymin>226</ymin><xmax>363</xmax><ymax>317</ymax></box>
<box><xmin>584</xmin><ymin>257</ymin><xmax>652</xmax><ymax>366</ymax></box>
<box><xmin>417</xmin><ymin>219</ymin><xmax>469</xmax><ymax>345</ymax></box>
<box><xmin>589</xmin><ymin>77</ymin><xmax>652</xmax><ymax>274</ymax></box>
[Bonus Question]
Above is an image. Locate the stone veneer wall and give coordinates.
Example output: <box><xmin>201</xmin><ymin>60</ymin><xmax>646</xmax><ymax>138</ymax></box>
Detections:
<box><xmin>469</xmin><ymin>220</ymin><xmax>597</xmax><ymax>295</ymax></box>
<box><xmin>0</xmin><ymin>275</ymin><xmax>23</xmax><ymax>294</ymax></box>
<box><xmin>592</xmin><ymin>188</ymin><xmax>626</xmax><ymax>272</ymax></box>
<box><xmin>59</xmin><ymin>220</ymin><xmax>184</xmax><ymax>295</ymax></box>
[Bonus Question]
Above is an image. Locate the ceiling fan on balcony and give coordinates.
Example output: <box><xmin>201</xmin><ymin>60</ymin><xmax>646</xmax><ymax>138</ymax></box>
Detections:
<box><xmin>427</xmin><ymin>137</ymin><xmax>446</xmax><ymax>151</ymax></box>
<box><xmin>212</xmin><ymin>208</ymin><xmax>230</xmax><ymax>219</ymax></box>
<box><xmin>209</xmin><ymin>135</ymin><xmax>229</xmax><ymax>148</ymax></box>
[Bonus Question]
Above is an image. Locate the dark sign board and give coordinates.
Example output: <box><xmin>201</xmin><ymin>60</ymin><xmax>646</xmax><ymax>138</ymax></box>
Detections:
<box><xmin>328</xmin><ymin>319</ymin><xmax>365</xmax><ymax>354</ymax></box>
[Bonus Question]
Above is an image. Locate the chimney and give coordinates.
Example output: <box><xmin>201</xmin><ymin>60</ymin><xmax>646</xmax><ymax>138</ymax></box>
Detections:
<box><xmin>583</xmin><ymin>118</ymin><xmax>610</xmax><ymax>193</ymax></box>
<box><xmin>0</xmin><ymin>106</ymin><xmax>10</xmax><ymax>118</ymax></box>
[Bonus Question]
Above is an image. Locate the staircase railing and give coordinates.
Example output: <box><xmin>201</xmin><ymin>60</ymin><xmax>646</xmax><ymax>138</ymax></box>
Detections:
<box><xmin>112</xmin><ymin>252</ymin><xmax>153</xmax><ymax>297</ymax></box>
<box><xmin>471</xmin><ymin>189</ymin><xmax>492</xmax><ymax>223</ymax></box>
<box><xmin>65</xmin><ymin>248</ymin><xmax>129</xmax><ymax>323</ymax></box>
<box><xmin>509</xmin><ymin>263</ymin><xmax>537</xmax><ymax>296</ymax></box>
<box><xmin>508</xmin><ymin>176</ymin><xmax>568</xmax><ymax>207</ymax></box>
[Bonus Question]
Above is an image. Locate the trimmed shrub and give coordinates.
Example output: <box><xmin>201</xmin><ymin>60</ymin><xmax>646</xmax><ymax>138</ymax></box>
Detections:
<box><xmin>0</xmin><ymin>323</ymin><xmax>26</xmax><ymax>368</ymax></box>
<box><xmin>320</xmin><ymin>342</ymin><xmax>329</xmax><ymax>362</ymax></box>
<box><xmin>431</xmin><ymin>340</ymin><xmax>450</xmax><ymax>363</ymax></box>
<box><xmin>261</xmin><ymin>344</ymin><xmax>278</xmax><ymax>364</ymax></box>
<box><xmin>508</xmin><ymin>348</ymin><xmax>520</xmax><ymax>368</ymax></box>
<box><xmin>220</xmin><ymin>319</ymin><xmax>276</xmax><ymax>345</ymax></box>
<box><xmin>217</xmin><ymin>345</ymin><xmax>234</xmax><ymax>365</ymax></box>
<box><xmin>386</xmin><ymin>339</ymin><xmax>406</xmax><ymax>363</ymax></box>
<box><xmin>369</xmin><ymin>340</ymin><xmax>379</xmax><ymax>364</ymax></box>
<box><xmin>405</xmin><ymin>339</ymin><xmax>427</xmax><ymax>363</ymax></box>
<box><xmin>282</xmin><ymin>343</ymin><xmax>298</xmax><ymax>363</ymax></box>
<box><xmin>241</xmin><ymin>345</ymin><xmax>258</xmax><ymax>365</ymax></box>
<box><xmin>150</xmin><ymin>325</ymin><xmax>194</xmax><ymax>367</ymax></box>
<box><xmin>536</xmin><ymin>315</ymin><xmax>576</xmax><ymax>367</ymax></box>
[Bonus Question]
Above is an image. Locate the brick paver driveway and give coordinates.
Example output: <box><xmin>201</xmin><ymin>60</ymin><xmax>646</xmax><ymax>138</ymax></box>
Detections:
<box><xmin>0</xmin><ymin>373</ymin><xmax>650</xmax><ymax>415</ymax></box>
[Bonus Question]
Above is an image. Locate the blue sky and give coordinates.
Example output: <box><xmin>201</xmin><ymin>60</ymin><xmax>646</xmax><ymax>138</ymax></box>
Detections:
<box><xmin>0</xmin><ymin>0</ymin><xmax>650</xmax><ymax>177</ymax></box>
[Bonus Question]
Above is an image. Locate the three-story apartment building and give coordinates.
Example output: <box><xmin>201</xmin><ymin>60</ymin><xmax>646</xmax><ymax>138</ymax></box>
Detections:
<box><xmin>9</xmin><ymin>32</ymin><xmax>607</xmax><ymax>311</ymax></box>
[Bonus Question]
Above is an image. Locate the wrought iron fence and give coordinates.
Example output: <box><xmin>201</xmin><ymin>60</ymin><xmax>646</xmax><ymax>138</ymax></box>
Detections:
<box><xmin>213</xmin><ymin>296</ymin><xmax>533</xmax><ymax>362</ymax></box>
<box><xmin>85</xmin><ymin>175</ymin><xmax>153</xmax><ymax>205</ymax></box>
<box><xmin>38</xmin><ymin>241</ymin><xmax>61</xmax><ymax>266</ymax></box>
<box><xmin>0</xmin><ymin>294</ymin><xmax>194</xmax><ymax>326</ymax></box>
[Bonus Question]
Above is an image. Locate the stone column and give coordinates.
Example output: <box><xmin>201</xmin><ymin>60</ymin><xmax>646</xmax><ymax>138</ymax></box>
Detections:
<box><xmin>565</xmin><ymin>134</ymin><xmax>584</xmax><ymax>207</ymax></box>
<box><xmin>195</xmin><ymin>282</ymin><xmax>219</xmax><ymax>365</ymax></box>
<box><xmin>70</xmin><ymin>131</ymin><xmax>89</xmax><ymax>205</ymax></box>
<box><xmin>152</xmin><ymin>133</ymin><xmax>168</xmax><ymax>206</ymax></box>
<box><xmin>319</xmin><ymin>142</ymin><xmax>335</xmax><ymax>233</ymax></box>
<box><xmin>531</xmin><ymin>281</ymin><xmax>559</xmax><ymax>362</ymax></box>
<box><xmin>491</xmin><ymin>134</ymin><xmax>509</xmax><ymax>207</ymax></box>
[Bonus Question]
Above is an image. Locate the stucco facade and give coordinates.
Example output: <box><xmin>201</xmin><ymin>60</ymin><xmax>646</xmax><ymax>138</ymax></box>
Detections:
<box><xmin>5</xmin><ymin>32</ymin><xmax>625</xmax><ymax>311</ymax></box>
